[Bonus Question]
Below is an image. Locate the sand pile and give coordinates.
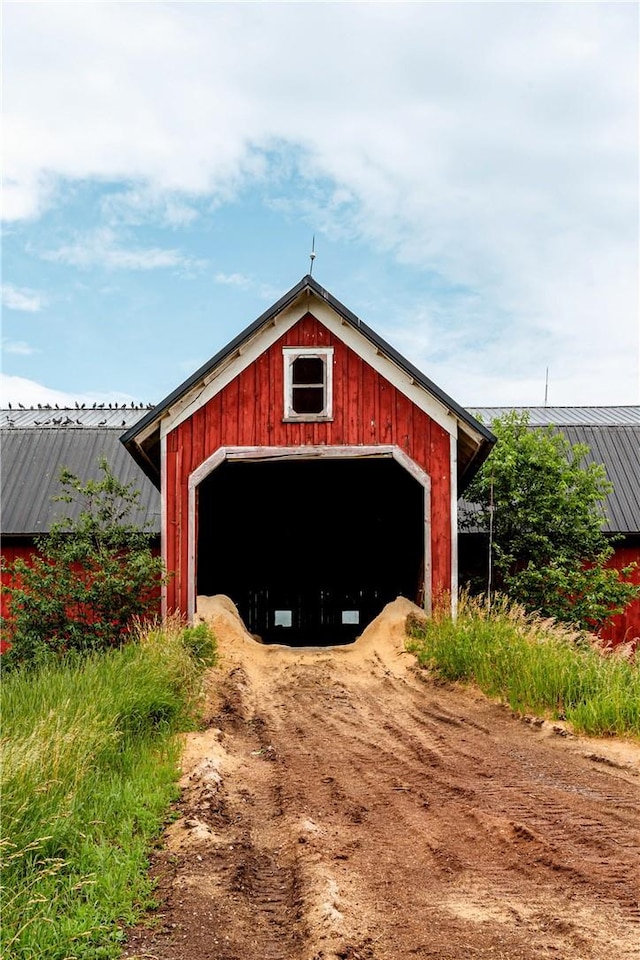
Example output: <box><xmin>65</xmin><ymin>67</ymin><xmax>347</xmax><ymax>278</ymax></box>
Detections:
<box><xmin>195</xmin><ymin>593</ymin><xmax>426</xmax><ymax>676</ymax></box>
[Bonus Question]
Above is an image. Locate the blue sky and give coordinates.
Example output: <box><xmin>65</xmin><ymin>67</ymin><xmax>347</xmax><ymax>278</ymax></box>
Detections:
<box><xmin>2</xmin><ymin>2</ymin><xmax>638</xmax><ymax>409</ymax></box>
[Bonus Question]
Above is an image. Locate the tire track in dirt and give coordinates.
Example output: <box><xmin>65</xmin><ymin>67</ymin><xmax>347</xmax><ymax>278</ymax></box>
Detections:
<box><xmin>272</xmin><ymin>665</ymin><xmax>640</xmax><ymax>957</ymax></box>
<box><xmin>123</xmin><ymin>597</ymin><xmax>640</xmax><ymax>960</ymax></box>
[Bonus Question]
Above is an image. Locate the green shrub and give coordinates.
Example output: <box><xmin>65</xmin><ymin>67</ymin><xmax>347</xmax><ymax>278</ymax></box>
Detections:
<box><xmin>1</xmin><ymin>459</ymin><xmax>166</xmax><ymax>670</ymax></box>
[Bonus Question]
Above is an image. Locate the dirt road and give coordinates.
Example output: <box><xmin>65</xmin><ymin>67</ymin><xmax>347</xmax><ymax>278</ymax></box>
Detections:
<box><xmin>123</xmin><ymin>598</ymin><xmax>640</xmax><ymax>960</ymax></box>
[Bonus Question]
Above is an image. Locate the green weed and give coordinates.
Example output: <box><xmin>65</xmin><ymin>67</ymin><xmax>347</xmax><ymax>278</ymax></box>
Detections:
<box><xmin>407</xmin><ymin>595</ymin><xmax>639</xmax><ymax>738</ymax></box>
<box><xmin>0</xmin><ymin>619</ymin><xmax>217</xmax><ymax>959</ymax></box>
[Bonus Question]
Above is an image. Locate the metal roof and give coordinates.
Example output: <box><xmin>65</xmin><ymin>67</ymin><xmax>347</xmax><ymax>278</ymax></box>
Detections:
<box><xmin>1</xmin><ymin>426</ymin><xmax>160</xmax><ymax>536</ymax></box>
<box><xmin>0</xmin><ymin>407</ymin><xmax>152</xmax><ymax>430</ymax></box>
<box><xmin>472</xmin><ymin>406</ymin><xmax>640</xmax><ymax>427</ymax></box>
<box><xmin>121</xmin><ymin>275</ymin><xmax>496</xmax><ymax>490</ymax></box>
<box><xmin>2</xmin><ymin>409</ymin><xmax>637</xmax><ymax>537</ymax></box>
<box><xmin>559</xmin><ymin>425</ymin><xmax>640</xmax><ymax>534</ymax></box>
<box><xmin>461</xmin><ymin>410</ymin><xmax>640</xmax><ymax>535</ymax></box>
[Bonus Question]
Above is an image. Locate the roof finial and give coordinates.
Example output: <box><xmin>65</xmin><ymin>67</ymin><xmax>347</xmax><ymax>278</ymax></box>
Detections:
<box><xmin>309</xmin><ymin>234</ymin><xmax>316</xmax><ymax>276</ymax></box>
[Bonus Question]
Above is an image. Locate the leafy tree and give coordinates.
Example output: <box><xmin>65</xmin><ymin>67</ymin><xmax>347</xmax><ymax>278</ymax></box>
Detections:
<box><xmin>463</xmin><ymin>411</ymin><xmax>638</xmax><ymax>631</ymax></box>
<box><xmin>1</xmin><ymin>458</ymin><xmax>165</xmax><ymax>668</ymax></box>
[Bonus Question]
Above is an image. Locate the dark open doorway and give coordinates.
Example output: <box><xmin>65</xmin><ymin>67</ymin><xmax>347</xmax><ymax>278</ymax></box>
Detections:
<box><xmin>197</xmin><ymin>456</ymin><xmax>424</xmax><ymax>645</ymax></box>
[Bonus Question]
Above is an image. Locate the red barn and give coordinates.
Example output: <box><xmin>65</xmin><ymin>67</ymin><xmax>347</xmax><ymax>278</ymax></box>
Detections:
<box><xmin>464</xmin><ymin>406</ymin><xmax>640</xmax><ymax>648</ymax></box>
<box><xmin>122</xmin><ymin>275</ymin><xmax>494</xmax><ymax>644</ymax></box>
<box><xmin>0</xmin><ymin>409</ymin><xmax>160</xmax><ymax>622</ymax></box>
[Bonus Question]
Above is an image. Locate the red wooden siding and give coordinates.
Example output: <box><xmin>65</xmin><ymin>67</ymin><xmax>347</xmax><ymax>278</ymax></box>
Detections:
<box><xmin>599</xmin><ymin>544</ymin><xmax>640</xmax><ymax>648</ymax></box>
<box><xmin>1</xmin><ymin>545</ymin><xmax>37</xmax><ymax>621</ymax></box>
<box><xmin>165</xmin><ymin>312</ymin><xmax>452</xmax><ymax>614</ymax></box>
<box><xmin>1</xmin><ymin>544</ymin><xmax>162</xmax><ymax>625</ymax></box>
<box><xmin>1</xmin><ymin>544</ymin><xmax>37</xmax><ymax>566</ymax></box>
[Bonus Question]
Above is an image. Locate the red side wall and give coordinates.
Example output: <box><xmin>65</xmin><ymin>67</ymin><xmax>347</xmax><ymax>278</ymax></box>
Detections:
<box><xmin>599</xmin><ymin>544</ymin><xmax>640</xmax><ymax>648</ymax></box>
<box><xmin>1</xmin><ymin>544</ymin><xmax>36</xmax><ymax>566</ymax></box>
<box><xmin>1</xmin><ymin>544</ymin><xmax>162</xmax><ymax>624</ymax></box>
<box><xmin>165</xmin><ymin>312</ymin><xmax>452</xmax><ymax>614</ymax></box>
<box><xmin>1</xmin><ymin>545</ymin><xmax>36</xmax><ymax>621</ymax></box>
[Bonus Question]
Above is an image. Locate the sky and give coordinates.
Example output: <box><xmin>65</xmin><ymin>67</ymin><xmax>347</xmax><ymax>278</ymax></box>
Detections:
<box><xmin>2</xmin><ymin>2</ymin><xmax>639</xmax><ymax>410</ymax></box>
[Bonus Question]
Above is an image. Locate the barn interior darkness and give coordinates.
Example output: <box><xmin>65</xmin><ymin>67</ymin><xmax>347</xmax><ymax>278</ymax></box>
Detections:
<box><xmin>197</xmin><ymin>457</ymin><xmax>424</xmax><ymax>645</ymax></box>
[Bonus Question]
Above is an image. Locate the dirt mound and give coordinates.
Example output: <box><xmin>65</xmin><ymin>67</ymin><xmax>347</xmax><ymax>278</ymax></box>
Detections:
<box><xmin>124</xmin><ymin>598</ymin><xmax>640</xmax><ymax>960</ymax></box>
<box><xmin>195</xmin><ymin>592</ymin><xmax>426</xmax><ymax>670</ymax></box>
<box><xmin>195</xmin><ymin>593</ymin><xmax>258</xmax><ymax>646</ymax></box>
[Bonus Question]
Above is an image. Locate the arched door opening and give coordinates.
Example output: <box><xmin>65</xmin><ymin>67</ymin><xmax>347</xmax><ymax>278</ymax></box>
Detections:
<box><xmin>196</xmin><ymin>456</ymin><xmax>425</xmax><ymax>646</ymax></box>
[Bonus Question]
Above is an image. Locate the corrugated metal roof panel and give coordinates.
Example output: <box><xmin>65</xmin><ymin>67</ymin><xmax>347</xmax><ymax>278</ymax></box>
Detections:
<box><xmin>0</xmin><ymin>407</ymin><xmax>153</xmax><ymax>429</ymax></box>
<box><xmin>1</xmin><ymin>428</ymin><xmax>160</xmax><ymax>535</ymax></box>
<box><xmin>459</xmin><ymin>422</ymin><xmax>640</xmax><ymax>534</ymax></box>
<box><xmin>3</xmin><ymin>409</ymin><xmax>637</xmax><ymax>537</ymax></box>
<box><xmin>559</xmin><ymin>426</ymin><xmax>640</xmax><ymax>534</ymax></box>
<box><xmin>472</xmin><ymin>406</ymin><xmax>640</xmax><ymax>426</ymax></box>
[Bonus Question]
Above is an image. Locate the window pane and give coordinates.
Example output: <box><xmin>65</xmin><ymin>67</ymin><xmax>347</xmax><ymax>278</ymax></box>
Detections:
<box><xmin>292</xmin><ymin>356</ymin><xmax>324</xmax><ymax>385</ymax></box>
<box><xmin>292</xmin><ymin>386</ymin><xmax>324</xmax><ymax>414</ymax></box>
<box><xmin>341</xmin><ymin>610</ymin><xmax>360</xmax><ymax>625</ymax></box>
<box><xmin>274</xmin><ymin>610</ymin><xmax>292</xmax><ymax>627</ymax></box>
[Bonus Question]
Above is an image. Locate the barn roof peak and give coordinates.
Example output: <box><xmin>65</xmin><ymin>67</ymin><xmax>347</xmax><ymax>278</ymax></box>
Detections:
<box><xmin>121</xmin><ymin>275</ymin><xmax>494</xmax><ymax>486</ymax></box>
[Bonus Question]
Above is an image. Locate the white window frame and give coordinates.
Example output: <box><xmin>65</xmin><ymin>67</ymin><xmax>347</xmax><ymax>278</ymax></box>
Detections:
<box><xmin>283</xmin><ymin>347</ymin><xmax>334</xmax><ymax>422</ymax></box>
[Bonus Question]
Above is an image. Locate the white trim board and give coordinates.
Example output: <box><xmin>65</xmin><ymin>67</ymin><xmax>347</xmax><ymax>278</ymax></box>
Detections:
<box><xmin>160</xmin><ymin>433</ymin><xmax>168</xmax><ymax>618</ymax></box>
<box><xmin>186</xmin><ymin>444</ymin><xmax>434</xmax><ymax>622</ymax></box>
<box><xmin>162</xmin><ymin>297</ymin><xmax>308</xmax><ymax>438</ymax></box>
<box><xmin>449</xmin><ymin>431</ymin><xmax>458</xmax><ymax>619</ymax></box>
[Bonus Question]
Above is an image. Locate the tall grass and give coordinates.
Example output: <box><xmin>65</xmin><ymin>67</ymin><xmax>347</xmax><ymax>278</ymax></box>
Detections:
<box><xmin>407</xmin><ymin>595</ymin><xmax>639</xmax><ymax>738</ymax></box>
<box><xmin>1</xmin><ymin>619</ymin><xmax>216</xmax><ymax>960</ymax></box>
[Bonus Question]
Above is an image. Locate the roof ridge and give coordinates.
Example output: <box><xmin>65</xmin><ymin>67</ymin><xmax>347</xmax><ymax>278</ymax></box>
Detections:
<box><xmin>472</xmin><ymin>404</ymin><xmax>640</xmax><ymax>410</ymax></box>
<box><xmin>0</xmin><ymin>404</ymin><xmax>155</xmax><ymax>411</ymax></box>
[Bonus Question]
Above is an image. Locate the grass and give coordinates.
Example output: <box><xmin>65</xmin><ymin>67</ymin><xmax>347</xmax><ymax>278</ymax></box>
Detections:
<box><xmin>0</xmin><ymin>619</ymin><xmax>217</xmax><ymax>960</ymax></box>
<box><xmin>407</xmin><ymin>595</ymin><xmax>639</xmax><ymax>739</ymax></box>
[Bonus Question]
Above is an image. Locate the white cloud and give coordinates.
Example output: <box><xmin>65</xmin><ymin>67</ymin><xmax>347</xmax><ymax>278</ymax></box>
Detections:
<box><xmin>2</xmin><ymin>3</ymin><xmax>638</xmax><ymax>401</ymax></box>
<box><xmin>1</xmin><ymin>283</ymin><xmax>44</xmax><ymax>312</ymax></box>
<box><xmin>214</xmin><ymin>272</ymin><xmax>282</xmax><ymax>303</ymax></box>
<box><xmin>100</xmin><ymin>187</ymin><xmax>200</xmax><ymax>228</ymax></box>
<box><xmin>6</xmin><ymin>5</ymin><xmax>636</xmax><ymax>231</ymax></box>
<box><xmin>214</xmin><ymin>272</ymin><xmax>251</xmax><ymax>288</ymax></box>
<box><xmin>0</xmin><ymin>373</ymin><xmax>136</xmax><ymax>408</ymax></box>
<box><xmin>2</xmin><ymin>340</ymin><xmax>39</xmax><ymax>356</ymax></box>
<box><xmin>1</xmin><ymin>172</ymin><xmax>55</xmax><ymax>221</ymax></box>
<box><xmin>39</xmin><ymin>227</ymin><xmax>204</xmax><ymax>271</ymax></box>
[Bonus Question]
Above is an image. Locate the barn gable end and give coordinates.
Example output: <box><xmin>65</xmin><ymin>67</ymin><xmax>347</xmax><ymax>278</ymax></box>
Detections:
<box><xmin>122</xmin><ymin>276</ymin><xmax>495</xmax><ymax>643</ymax></box>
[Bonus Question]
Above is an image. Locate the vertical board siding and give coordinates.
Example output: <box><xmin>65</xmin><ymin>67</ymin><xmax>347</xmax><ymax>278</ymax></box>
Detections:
<box><xmin>1</xmin><ymin>545</ymin><xmax>37</xmax><ymax>621</ymax></box>
<box><xmin>1</xmin><ymin>544</ymin><xmax>162</xmax><ymax>624</ymax></box>
<box><xmin>599</xmin><ymin>544</ymin><xmax>640</xmax><ymax>648</ymax></box>
<box><xmin>165</xmin><ymin>312</ymin><xmax>452</xmax><ymax>613</ymax></box>
<box><xmin>430</xmin><ymin>424</ymin><xmax>452</xmax><ymax>601</ymax></box>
